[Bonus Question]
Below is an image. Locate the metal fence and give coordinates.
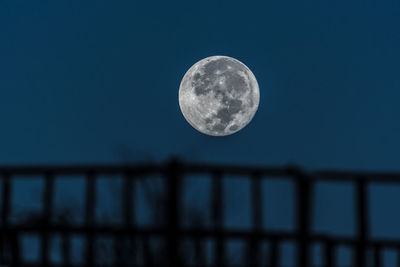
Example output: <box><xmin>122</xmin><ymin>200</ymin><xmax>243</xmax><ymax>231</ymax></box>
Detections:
<box><xmin>1</xmin><ymin>158</ymin><xmax>400</xmax><ymax>266</ymax></box>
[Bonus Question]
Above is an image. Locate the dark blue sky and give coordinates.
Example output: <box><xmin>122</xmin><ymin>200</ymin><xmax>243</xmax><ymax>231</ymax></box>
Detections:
<box><xmin>1</xmin><ymin>1</ymin><xmax>400</xmax><ymax>169</ymax></box>
<box><xmin>2</xmin><ymin>2</ymin><xmax>400</xmax><ymax>262</ymax></box>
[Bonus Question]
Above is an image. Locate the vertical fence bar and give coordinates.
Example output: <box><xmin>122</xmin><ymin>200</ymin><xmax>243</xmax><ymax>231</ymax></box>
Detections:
<box><xmin>269</xmin><ymin>238</ymin><xmax>279</xmax><ymax>267</ymax></box>
<box><xmin>41</xmin><ymin>171</ymin><xmax>54</xmax><ymax>266</ymax></box>
<box><xmin>397</xmin><ymin>246</ymin><xmax>400</xmax><ymax>267</ymax></box>
<box><xmin>355</xmin><ymin>179</ymin><xmax>369</xmax><ymax>267</ymax></box>
<box><xmin>85</xmin><ymin>171</ymin><xmax>96</xmax><ymax>267</ymax></box>
<box><xmin>374</xmin><ymin>245</ymin><xmax>381</xmax><ymax>267</ymax></box>
<box><xmin>248</xmin><ymin>172</ymin><xmax>262</xmax><ymax>266</ymax></box>
<box><xmin>1</xmin><ymin>173</ymin><xmax>11</xmax><ymax>265</ymax></box>
<box><xmin>115</xmin><ymin>234</ymin><xmax>123</xmax><ymax>267</ymax></box>
<box><xmin>1</xmin><ymin>173</ymin><xmax>11</xmax><ymax>226</ymax></box>
<box><xmin>166</xmin><ymin>158</ymin><xmax>181</xmax><ymax>267</ymax></box>
<box><xmin>61</xmin><ymin>233</ymin><xmax>70</xmax><ymax>266</ymax></box>
<box><xmin>325</xmin><ymin>241</ymin><xmax>335</xmax><ymax>267</ymax></box>
<box><xmin>123</xmin><ymin>171</ymin><xmax>134</xmax><ymax>226</ymax></box>
<box><xmin>294</xmin><ymin>168</ymin><xmax>313</xmax><ymax>267</ymax></box>
<box><xmin>143</xmin><ymin>237</ymin><xmax>153</xmax><ymax>267</ymax></box>
<box><xmin>118</xmin><ymin>170</ymin><xmax>135</xmax><ymax>266</ymax></box>
<box><xmin>194</xmin><ymin>237</ymin><xmax>206</xmax><ymax>267</ymax></box>
<box><xmin>212</xmin><ymin>171</ymin><xmax>224</xmax><ymax>267</ymax></box>
<box><xmin>2</xmin><ymin>173</ymin><xmax>20</xmax><ymax>267</ymax></box>
<box><xmin>9</xmin><ymin>231</ymin><xmax>20</xmax><ymax>267</ymax></box>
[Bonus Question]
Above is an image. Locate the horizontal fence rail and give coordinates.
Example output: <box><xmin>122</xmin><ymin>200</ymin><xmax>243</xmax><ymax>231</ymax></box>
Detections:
<box><xmin>1</xmin><ymin>158</ymin><xmax>400</xmax><ymax>266</ymax></box>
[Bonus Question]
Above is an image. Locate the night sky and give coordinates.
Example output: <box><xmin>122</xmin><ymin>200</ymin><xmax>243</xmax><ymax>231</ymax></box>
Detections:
<box><xmin>1</xmin><ymin>1</ymin><xmax>400</xmax><ymax>263</ymax></box>
<box><xmin>1</xmin><ymin>1</ymin><xmax>399</xmax><ymax>169</ymax></box>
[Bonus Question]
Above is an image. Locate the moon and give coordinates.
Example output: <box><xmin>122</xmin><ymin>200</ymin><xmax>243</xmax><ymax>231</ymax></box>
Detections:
<box><xmin>179</xmin><ymin>56</ymin><xmax>260</xmax><ymax>136</ymax></box>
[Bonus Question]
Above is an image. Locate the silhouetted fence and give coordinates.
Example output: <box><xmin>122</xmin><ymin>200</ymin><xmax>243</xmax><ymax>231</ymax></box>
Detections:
<box><xmin>1</xmin><ymin>158</ymin><xmax>400</xmax><ymax>266</ymax></box>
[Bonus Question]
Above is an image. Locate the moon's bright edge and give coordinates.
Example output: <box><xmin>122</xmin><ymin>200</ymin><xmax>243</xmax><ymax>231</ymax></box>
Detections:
<box><xmin>179</xmin><ymin>56</ymin><xmax>260</xmax><ymax>136</ymax></box>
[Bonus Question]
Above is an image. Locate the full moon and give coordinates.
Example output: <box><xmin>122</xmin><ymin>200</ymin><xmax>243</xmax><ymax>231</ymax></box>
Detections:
<box><xmin>179</xmin><ymin>56</ymin><xmax>260</xmax><ymax>136</ymax></box>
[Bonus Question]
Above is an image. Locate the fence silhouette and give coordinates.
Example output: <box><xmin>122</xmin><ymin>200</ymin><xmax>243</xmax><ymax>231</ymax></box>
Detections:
<box><xmin>0</xmin><ymin>158</ymin><xmax>400</xmax><ymax>266</ymax></box>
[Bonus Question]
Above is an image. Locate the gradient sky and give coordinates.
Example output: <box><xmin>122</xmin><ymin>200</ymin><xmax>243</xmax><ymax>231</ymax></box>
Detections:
<box><xmin>1</xmin><ymin>1</ymin><xmax>399</xmax><ymax>169</ymax></box>
<box><xmin>1</xmin><ymin>1</ymin><xmax>400</xmax><ymax>263</ymax></box>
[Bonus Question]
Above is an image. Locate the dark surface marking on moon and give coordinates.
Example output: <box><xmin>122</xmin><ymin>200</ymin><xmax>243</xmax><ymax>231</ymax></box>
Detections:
<box><xmin>192</xmin><ymin>72</ymin><xmax>212</xmax><ymax>95</ymax></box>
<box><xmin>229</xmin><ymin>125</ymin><xmax>239</xmax><ymax>131</ymax></box>
<box><xmin>212</xmin><ymin>123</ymin><xmax>226</xmax><ymax>132</ymax></box>
<box><xmin>193</xmin><ymin>58</ymin><xmax>248</xmax><ymax>97</ymax></box>
<box><xmin>224</xmin><ymin>71</ymin><xmax>247</xmax><ymax>95</ymax></box>
<box><xmin>210</xmin><ymin>99</ymin><xmax>243</xmax><ymax>131</ymax></box>
<box><xmin>205</xmin><ymin>118</ymin><xmax>213</xmax><ymax>124</ymax></box>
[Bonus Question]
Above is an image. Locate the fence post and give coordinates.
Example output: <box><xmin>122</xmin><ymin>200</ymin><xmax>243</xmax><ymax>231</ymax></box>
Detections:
<box><xmin>397</xmin><ymin>246</ymin><xmax>400</xmax><ymax>267</ymax></box>
<box><xmin>355</xmin><ymin>179</ymin><xmax>369</xmax><ymax>267</ymax></box>
<box><xmin>1</xmin><ymin>173</ymin><xmax>10</xmax><ymax>265</ymax></box>
<box><xmin>212</xmin><ymin>171</ymin><xmax>224</xmax><ymax>266</ymax></box>
<box><xmin>293</xmin><ymin>167</ymin><xmax>313</xmax><ymax>267</ymax></box>
<box><xmin>248</xmin><ymin>172</ymin><xmax>262</xmax><ymax>266</ymax></box>
<box><xmin>61</xmin><ymin>232</ymin><xmax>71</xmax><ymax>266</ymax></box>
<box><xmin>85</xmin><ymin>171</ymin><xmax>96</xmax><ymax>267</ymax></box>
<box><xmin>166</xmin><ymin>158</ymin><xmax>181</xmax><ymax>267</ymax></box>
<box><xmin>325</xmin><ymin>240</ymin><xmax>335</xmax><ymax>267</ymax></box>
<box><xmin>119</xmin><ymin>170</ymin><xmax>135</xmax><ymax>266</ymax></box>
<box><xmin>374</xmin><ymin>245</ymin><xmax>381</xmax><ymax>267</ymax></box>
<box><xmin>9</xmin><ymin>230</ymin><xmax>20</xmax><ymax>267</ymax></box>
<box><xmin>42</xmin><ymin>171</ymin><xmax>54</xmax><ymax>266</ymax></box>
<box><xmin>269</xmin><ymin>238</ymin><xmax>279</xmax><ymax>267</ymax></box>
